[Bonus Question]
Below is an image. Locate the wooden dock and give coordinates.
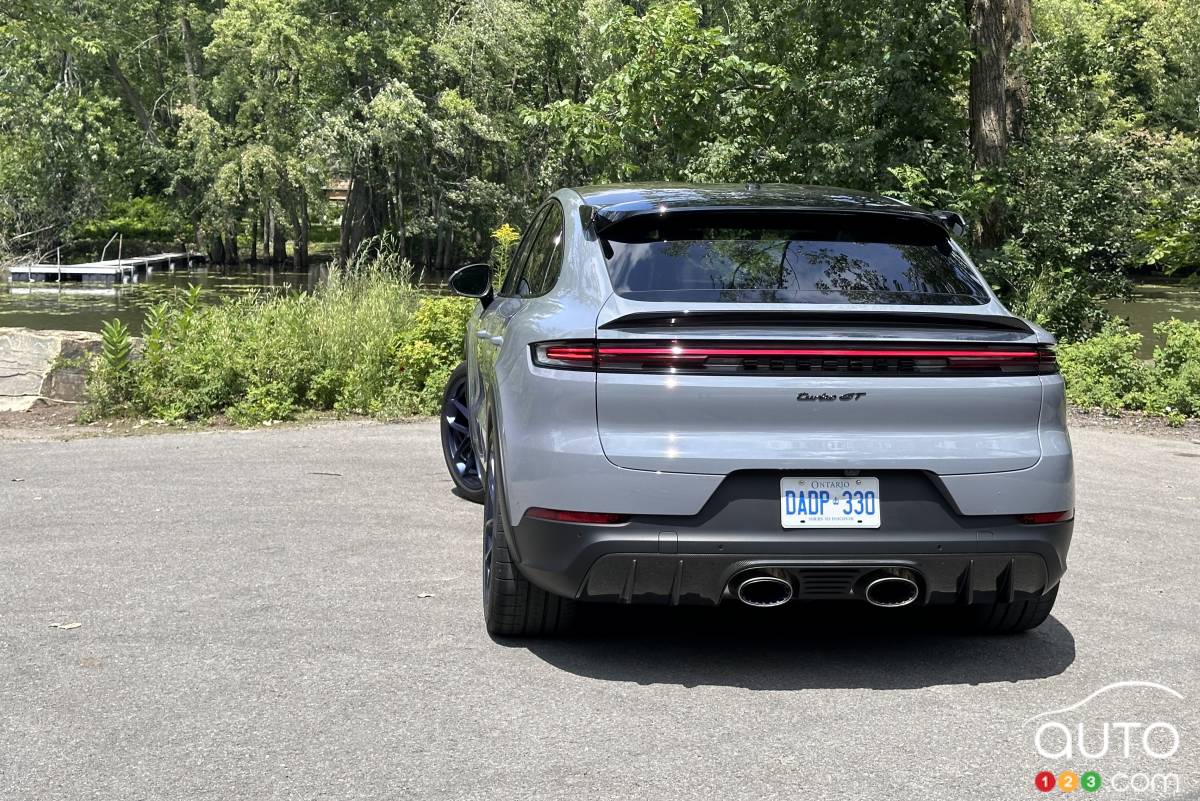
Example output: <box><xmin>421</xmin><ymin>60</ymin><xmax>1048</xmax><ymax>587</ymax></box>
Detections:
<box><xmin>7</xmin><ymin>252</ymin><xmax>204</xmax><ymax>285</ymax></box>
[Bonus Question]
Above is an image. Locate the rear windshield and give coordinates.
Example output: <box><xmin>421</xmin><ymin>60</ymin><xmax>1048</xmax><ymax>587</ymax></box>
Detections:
<box><xmin>601</xmin><ymin>212</ymin><xmax>988</xmax><ymax>305</ymax></box>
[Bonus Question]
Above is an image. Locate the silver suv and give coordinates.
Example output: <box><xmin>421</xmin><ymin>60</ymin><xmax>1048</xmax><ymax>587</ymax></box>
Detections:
<box><xmin>445</xmin><ymin>183</ymin><xmax>1074</xmax><ymax>637</ymax></box>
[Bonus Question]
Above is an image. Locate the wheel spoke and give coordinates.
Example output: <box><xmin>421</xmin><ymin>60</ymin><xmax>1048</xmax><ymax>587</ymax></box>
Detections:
<box><xmin>452</xmin><ymin>436</ymin><xmax>472</xmax><ymax>462</ymax></box>
<box><xmin>482</xmin><ymin>523</ymin><xmax>494</xmax><ymax>592</ymax></box>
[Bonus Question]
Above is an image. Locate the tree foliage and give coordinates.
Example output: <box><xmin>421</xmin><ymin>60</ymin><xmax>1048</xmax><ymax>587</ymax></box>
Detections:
<box><xmin>2</xmin><ymin>0</ymin><xmax>1198</xmax><ymax>336</ymax></box>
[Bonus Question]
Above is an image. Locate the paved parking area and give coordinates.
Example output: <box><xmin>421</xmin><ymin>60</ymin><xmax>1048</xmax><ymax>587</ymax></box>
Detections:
<box><xmin>2</xmin><ymin>421</ymin><xmax>1198</xmax><ymax>799</ymax></box>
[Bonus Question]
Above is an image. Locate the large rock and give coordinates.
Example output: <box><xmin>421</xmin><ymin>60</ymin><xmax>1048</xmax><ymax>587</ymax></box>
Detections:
<box><xmin>0</xmin><ymin>327</ymin><xmax>104</xmax><ymax>411</ymax></box>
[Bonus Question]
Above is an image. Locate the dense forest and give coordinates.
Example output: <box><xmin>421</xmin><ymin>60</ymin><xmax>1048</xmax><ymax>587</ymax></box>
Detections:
<box><xmin>1</xmin><ymin>0</ymin><xmax>1198</xmax><ymax>337</ymax></box>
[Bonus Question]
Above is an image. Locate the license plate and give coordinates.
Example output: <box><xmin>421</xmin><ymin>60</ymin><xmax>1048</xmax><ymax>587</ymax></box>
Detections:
<box><xmin>780</xmin><ymin>477</ymin><xmax>881</xmax><ymax>529</ymax></box>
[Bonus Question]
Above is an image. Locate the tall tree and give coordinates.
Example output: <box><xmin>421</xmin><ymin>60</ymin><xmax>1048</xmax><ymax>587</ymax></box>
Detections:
<box><xmin>1005</xmin><ymin>0</ymin><xmax>1033</xmax><ymax>141</ymax></box>
<box><xmin>966</xmin><ymin>0</ymin><xmax>1009</xmax><ymax>247</ymax></box>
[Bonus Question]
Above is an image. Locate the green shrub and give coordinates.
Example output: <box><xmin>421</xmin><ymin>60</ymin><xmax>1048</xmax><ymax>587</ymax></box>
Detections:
<box><xmin>85</xmin><ymin>264</ymin><xmax>475</xmax><ymax>424</ymax></box>
<box><xmin>1057</xmin><ymin>321</ymin><xmax>1148</xmax><ymax>413</ymax></box>
<box><xmin>229</xmin><ymin>382</ymin><xmax>296</xmax><ymax>425</ymax></box>
<box><xmin>74</xmin><ymin>196</ymin><xmax>188</xmax><ymax>242</ymax></box>
<box><xmin>362</xmin><ymin>295</ymin><xmax>474</xmax><ymax>416</ymax></box>
<box><xmin>83</xmin><ymin>318</ymin><xmax>135</xmax><ymax>417</ymax></box>
<box><xmin>1058</xmin><ymin>319</ymin><xmax>1200</xmax><ymax>424</ymax></box>
<box><xmin>1146</xmin><ymin>320</ymin><xmax>1200</xmax><ymax>421</ymax></box>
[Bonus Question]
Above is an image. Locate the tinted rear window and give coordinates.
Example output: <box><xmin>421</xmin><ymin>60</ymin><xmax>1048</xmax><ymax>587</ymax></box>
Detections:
<box><xmin>601</xmin><ymin>212</ymin><xmax>988</xmax><ymax>305</ymax></box>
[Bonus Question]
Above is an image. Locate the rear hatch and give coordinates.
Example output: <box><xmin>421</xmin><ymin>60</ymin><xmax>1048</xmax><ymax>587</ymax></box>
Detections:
<box><xmin>585</xmin><ymin>211</ymin><xmax>1051</xmax><ymax>476</ymax></box>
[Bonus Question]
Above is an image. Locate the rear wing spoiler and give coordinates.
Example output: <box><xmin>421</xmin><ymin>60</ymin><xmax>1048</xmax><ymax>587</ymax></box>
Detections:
<box><xmin>579</xmin><ymin>204</ymin><xmax>967</xmax><ymax>237</ymax></box>
<box><xmin>598</xmin><ymin>310</ymin><xmax>1034</xmax><ymax>334</ymax></box>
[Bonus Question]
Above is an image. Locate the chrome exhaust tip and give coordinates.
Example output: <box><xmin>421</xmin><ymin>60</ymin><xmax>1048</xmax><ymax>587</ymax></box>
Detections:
<box><xmin>733</xmin><ymin>573</ymin><xmax>795</xmax><ymax>608</ymax></box>
<box><xmin>863</xmin><ymin>573</ymin><xmax>921</xmax><ymax>608</ymax></box>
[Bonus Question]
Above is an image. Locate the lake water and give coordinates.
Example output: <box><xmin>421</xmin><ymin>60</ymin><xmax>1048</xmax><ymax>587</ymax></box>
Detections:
<box><xmin>0</xmin><ymin>264</ymin><xmax>328</xmax><ymax>334</ymax></box>
<box><xmin>1104</xmin><ymin>281</ymin><xmax>1200</xmax><ymax>358</ymax></box>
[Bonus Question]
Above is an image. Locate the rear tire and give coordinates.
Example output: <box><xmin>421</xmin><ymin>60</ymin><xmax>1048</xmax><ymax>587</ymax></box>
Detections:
<box><xmin>964</xmin><ymin>583</ymin><xmax>1059</xmax><ymax>634</ymax></box>
<box><xmin>482</xmin><ymin>424</ymin><xmax>576</xmax><ymax>637</ymax></box>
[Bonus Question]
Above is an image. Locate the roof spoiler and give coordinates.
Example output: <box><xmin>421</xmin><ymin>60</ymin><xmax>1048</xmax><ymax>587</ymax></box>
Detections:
<box><xmin>581</xmin><ymin>204</ymin><xmax>967</xmax><ymax>236</ymax></box>
<box><xmin>599</xmin><ymin>310</ymin><xmax>1034</xmax><ymax>334</ymax></box>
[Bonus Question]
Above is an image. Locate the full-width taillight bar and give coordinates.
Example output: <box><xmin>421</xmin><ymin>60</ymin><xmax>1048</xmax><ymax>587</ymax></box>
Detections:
<box><xmin>532</xmin><ymin>340</ymin><xmax>1059</xmax><ymax>374</ymax></box>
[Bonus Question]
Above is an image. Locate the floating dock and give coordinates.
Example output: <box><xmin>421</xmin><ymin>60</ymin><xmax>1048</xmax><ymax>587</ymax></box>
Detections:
<box><xmin>7</xmin><ymin>252</ymin><xmax>204</xmax><ymax>285</ymax></box>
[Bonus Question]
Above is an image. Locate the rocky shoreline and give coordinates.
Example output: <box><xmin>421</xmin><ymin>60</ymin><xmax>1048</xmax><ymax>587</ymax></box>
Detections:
<box><xmin>0</xmin><ymin>327</ymin><xmax>102</xmax><ymax>412</ymax></box>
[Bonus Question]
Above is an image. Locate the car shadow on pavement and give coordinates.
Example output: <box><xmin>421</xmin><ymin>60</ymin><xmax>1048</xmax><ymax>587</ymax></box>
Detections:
<box><xmin>450</xmin><ymin>486</ymin><xmax>484</xmax><ymax>504</ymax></box>
<box><xmin>501</xmin><ymin>603</ymin><xmax>1075</xmax><ymax>690</ymax></box>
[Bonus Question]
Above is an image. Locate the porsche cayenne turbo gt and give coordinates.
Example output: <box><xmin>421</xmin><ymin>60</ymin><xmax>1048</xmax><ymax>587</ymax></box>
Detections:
<box><xmin>443</xmin><ymin>183</ymin><xmax>1074</xmax><ymax>637</ymax></box>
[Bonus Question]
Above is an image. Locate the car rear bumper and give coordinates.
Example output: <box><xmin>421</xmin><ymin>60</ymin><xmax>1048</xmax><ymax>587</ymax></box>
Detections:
<box><xmin>507</xmin><ymin>471</ymin><xmax>1073</xmax><ymax>606</ymax></box>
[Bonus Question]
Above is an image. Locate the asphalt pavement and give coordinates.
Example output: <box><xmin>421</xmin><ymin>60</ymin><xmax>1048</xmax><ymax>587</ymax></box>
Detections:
<box><xmin>2</xmin><ymin>420</ymin><xmax>1198</xmax><ymax>800</ymax></box>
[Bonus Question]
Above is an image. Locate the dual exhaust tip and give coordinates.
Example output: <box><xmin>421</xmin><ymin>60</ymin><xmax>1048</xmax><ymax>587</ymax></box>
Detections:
<box><xmin>861</xmin><ymin>572</ymin><xmax>921</xmax><ymax>608</ymax></box>
<box><xmin>730</xmin><ymin>569</ymin><xmax>921</xmax><ymax>609</ymax></box>
<box><xmin>734</xmin><ymin>574</ymin><xmax>795</xmax><ymax>607</ymax></box>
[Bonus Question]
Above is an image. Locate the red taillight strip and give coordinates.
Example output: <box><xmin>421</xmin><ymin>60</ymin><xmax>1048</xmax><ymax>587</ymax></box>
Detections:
<box><xmin>531</xmin><ymin>340</ymin><xmax>1057</xmax><ymax>373</ymax></box>
<box><xmin>597</xmin><ymin>346</ymin><xmax>1040</xmax><ymax>360</ymax></box>
<box><xmin>1018</xmin><ymin>510</ymin><xmax>1074</xmax><ymax>525</ymax></box>
<box><xmin>543</xmin><ymin>345</ymin><xmax>597</xmax><ymax>363</ymax></box>
<box><xmin>526</xmin><ymin>507</ymin><xmax>629</xmax><ymax>525</ymax></box>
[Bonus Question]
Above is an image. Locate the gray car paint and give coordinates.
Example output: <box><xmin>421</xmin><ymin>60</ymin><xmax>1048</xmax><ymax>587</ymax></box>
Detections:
<box><xmin>465</xmin><ymin>186</ymin><xmax>1074</xmax><ymax>523</ymax></box>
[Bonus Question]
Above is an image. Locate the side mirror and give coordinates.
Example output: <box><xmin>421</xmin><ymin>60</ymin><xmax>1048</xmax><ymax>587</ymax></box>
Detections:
<box><xmin>448</xmin><ymin>262</ymin><xmax>493</xmax><ymax>302</ymax></box>
<box><xmin>933</xmin><ymin>210</ymin><xmax>968</xmax><ymax>238</ymax></box>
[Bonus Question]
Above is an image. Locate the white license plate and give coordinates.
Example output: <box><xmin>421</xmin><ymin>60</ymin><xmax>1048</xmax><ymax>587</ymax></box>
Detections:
<box><xmin>780</xmin><ymin>477</ymin><xmax>881</xmax><ymax>529</ymax></box>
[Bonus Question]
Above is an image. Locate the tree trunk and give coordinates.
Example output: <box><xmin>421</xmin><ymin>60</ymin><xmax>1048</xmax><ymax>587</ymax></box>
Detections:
<box><xmin>272</xmin><ymin>215</ymin><xmax>287</xmax><ymax>266</ymax></box>
<box><xmin>339</xmin><ymin>147</ymin><xmax>389</xmax><ymax>264</ymax></box>
<box><xmin>107</xmin><ymin>53</ymin><xmax>161</xmax><ymax>146</ymax></box>
<box><xmin>264</xmin><ymin>206</ymin><xmax>273</xmax><ymax>262</ymax></box>
<box><xmin>338</xmin><ymin>164</ymin><xmax>357</xmax><ymax>263</ymax></box>
<box><xmin>286</xmin><ymin>190</ymin><xmax>309</xmax><ymax>270</ymax></box>
<box><xmin>394</xmin><ymin>159</ymin><xmax>406</xmax><ymax>262</ymax></box>
<box><xmin>966</xmin><ymin>0</ymin><xmax>1008</xmax><ymax>248</ymax></box>
<box><xmin>208</xmin><ymin>234</ymin><xmax>226</xmax><ymax>265</ymax></box>
<box><xmin>224</xmin><ymin>226</ymin><xmax>239</xmax><ymax>265</ymax></box>
<box><xmin>298</xmin><ymin>192</ymin><xmax>310</xmax><ymax>270</ymax></box>
<box><xmin>250</xmin><ymin>216</ymin><xmax>258</xmax><ymax>263</ymax></box>
<box><xmin>418</xmin><ymin>188</ymin><xmax>430</xmax><ymax>273</ymax></box>
<box><xmin>60</xmin><ymin>51</ymin><xmax>76</xmax><ymax>89</ymax></box>
<box><xmin>431</xmin><ymin>193</ymin><xmax>444</xmax><ymax>284</ymax></box>
<box><xmin>338</xmin><ymin>175</ymin><xmax>350</xmax><ymax>262</ymax></box>
<box><xmin>180</xmin><ymin>14</ymin><xmax>203</xmax><ymax>107</ymax></box>
<box><xmin>1005</xmin><ymin>0</ymin><xmax>1033</xmax><ymax>142</ymax></box>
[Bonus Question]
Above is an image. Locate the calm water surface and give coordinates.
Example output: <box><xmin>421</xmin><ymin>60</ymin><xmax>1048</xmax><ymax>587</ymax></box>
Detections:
<box><xmin>1105</xmin><ymin>281</ymin><xmax>1200</xmax><ymax>357</ymax></box>
<box><xmin>1</xmin><ymin>264</ymin><xmax>328</xmax><ymax>334</ymax></box>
